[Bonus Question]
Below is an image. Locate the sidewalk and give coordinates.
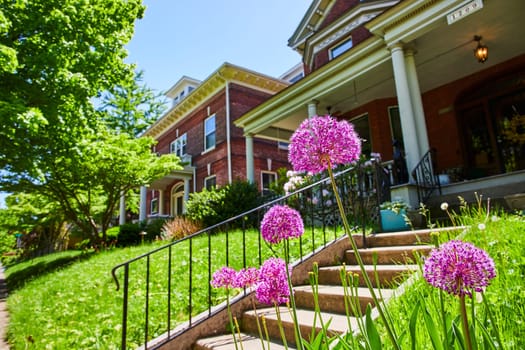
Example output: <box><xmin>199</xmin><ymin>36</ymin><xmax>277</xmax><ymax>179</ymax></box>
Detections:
<box><xmin>0</xmin><ymin>264</ymin><xmax>10</xmax><ymax>350</ymax></box>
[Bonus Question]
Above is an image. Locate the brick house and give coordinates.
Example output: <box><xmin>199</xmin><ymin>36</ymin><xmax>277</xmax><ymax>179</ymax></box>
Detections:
<box><xmin>235</xmin><ymin>0</ymin><xmax>525</xmax><ymax>208</ymax></box>
<box><xmin>133</xmin><ymin>63</ymin><xmax>294</xmax><ymax>221</ymax></box>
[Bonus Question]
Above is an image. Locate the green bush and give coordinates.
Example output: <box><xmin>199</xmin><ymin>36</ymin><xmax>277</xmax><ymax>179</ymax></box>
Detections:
<box><xmin>116</xmin><ymin>223</ymin><xmax>144</xmax><ymax>247</ymax></box>
<box><xmin>145</xmin><ymin>218</ymin><xmax>169</xmax><ymax>238</ymax></box>
<box><xmin>186</xmin><ymin>180</ymin><xmax>263</xmax><ymax>228</ymax></box>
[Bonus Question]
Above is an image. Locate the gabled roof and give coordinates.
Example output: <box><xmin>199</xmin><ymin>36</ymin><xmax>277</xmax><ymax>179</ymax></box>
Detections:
<box><xmin>143</xmin><ymin>62</ymin><xmax>290</xmax><ymax>140</ymax></box>
<box><xmin>165</xmin><ymin>76</ymin><xmax>201</xmax><ymax>99</ymax></box>
<box><xmin>288</xmin><ymin>0</ymin><xmax>336</xmax><ymax>55</ymax></box>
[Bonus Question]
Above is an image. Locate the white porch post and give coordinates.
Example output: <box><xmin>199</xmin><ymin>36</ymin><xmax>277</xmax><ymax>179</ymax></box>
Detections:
<box><xmin>307</xmin><ymin>100</ymin><xmax>318</xmax><ymax>118</ymax></box>
<box><xmin>119</xmin><ymin>191</ymin><xmax>126</xmax><ymax>225</ymax></box>
<box><xmin>245</xmin><ymin>134</ymin><xmax>255</xmax><ymax>183</ymax></box>
<box><xmin>158</xmin><ymin>189</ymin><xmax>165</xmax><ymax>216</ymax></box>
<box><xmin>405</xmin><ymin>49</ymin><xmax>430</xmax><ymax>155</ymax></box>
<box><xmin>139</xmin><ymin>186</ymin><xmax>147</xmax><ymax>222</ymax></box>
<box><xmin>183</xmin><ymin>179</ymin><xmax>190</xmax><ymax>214</ymax></box>
<box><xmin>390</xmin><ymin>43</ymin><xmax>421</xmax><ymax>180</ymax></box>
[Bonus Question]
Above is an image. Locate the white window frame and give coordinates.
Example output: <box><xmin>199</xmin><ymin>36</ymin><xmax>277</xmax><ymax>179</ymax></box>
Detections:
<box><xmin>204</xmin><ymin>115</ymin><xmax>216</xmax><ymax>151</ymax></box>
<box><xmin>150</xmin><ymin>198</ymin><xmax>158</xmax><ymax>215</ymax></box>
<box><xmin>330</xmin><ymin>38</ymin><xmax>353</xmax><ymax>60</ymax></box>
<box><xmin>278</xmin><ymin>141</ymin><xmax>289</xmax><ymax>150</ymax></box>
<box><xmin>170</xmin><ymin>133</ymin><xmax>187</xmax><ymax>157</ymax></box>
<box><xmin>261</xmin><ymin>171</ymin><xmax>277</xmax><ymax>195</ymax></box>
<box><xmin>204</xmin><ymin>175</ymin><xmax>217</xmax><ymax>190</ymax></box>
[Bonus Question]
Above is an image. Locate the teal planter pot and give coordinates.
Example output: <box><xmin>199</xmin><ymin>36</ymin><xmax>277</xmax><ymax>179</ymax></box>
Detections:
<box><xmin>380</xmin><ymin>209</ymin><xmax>409</xmax><ymax>232</ymax></box>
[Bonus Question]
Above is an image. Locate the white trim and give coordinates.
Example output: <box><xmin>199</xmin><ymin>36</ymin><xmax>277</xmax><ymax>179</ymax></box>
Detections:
<box><xmin>204</xmin><ymin>114</ymin><xmax>216</xmax><ymax>151</ymax></box>
<box><xmin>204</xmin><ymin>175</ymin><xmax>217</xmax><ymax>190</ymax></box>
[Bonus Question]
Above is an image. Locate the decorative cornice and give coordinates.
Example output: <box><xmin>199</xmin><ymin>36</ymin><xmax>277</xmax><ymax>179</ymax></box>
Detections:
<box><xmin>143</xmin><ymin>63</ymin><xmax>289</xmax><ymax>140</ymax></box>
<box><xmin>313</xmin><ymin>12</ymin><xmax>382</xmax><ymax>54</ymax></box>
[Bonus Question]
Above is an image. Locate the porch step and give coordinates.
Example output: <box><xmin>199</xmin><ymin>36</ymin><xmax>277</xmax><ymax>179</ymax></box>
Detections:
<box><xmin>194</xmin><ymin>332</ymin><xmax>294</xmax><ymax>350</ymax></box>
<box><xmin>317</xmin><ymin>264</ymin><xmax>418</xmax><ymax>288</ymax></box>
<box><xmin>294</xmin><ymin>285</ymin><xmax>393</xmax><ymax>315</ymax></box>
<box><xmin>242</xmin><ymin>306</ymin><xmax>359</xmax><ymax>346</ymax></box>
<box><xmin>345</xmin><ymin>245</ymin><xmax>432</xmax><ymax>265</ymax></box>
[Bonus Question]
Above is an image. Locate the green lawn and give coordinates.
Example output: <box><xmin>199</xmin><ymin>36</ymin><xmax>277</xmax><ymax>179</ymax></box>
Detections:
<box><xmin>4</xmin><ymin>209</ymin><xmax>524</xmax><ymax>349</ymax></box>
<box><xmin>5</xmin><ymin>227</ymin><xmax>338</xmax><ymax>349</ymax></box>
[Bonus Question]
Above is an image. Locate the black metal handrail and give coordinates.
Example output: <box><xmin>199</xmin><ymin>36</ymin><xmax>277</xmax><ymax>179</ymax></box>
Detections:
<box><xmin>412</xmin><ymin>148</ymin><xmax>441</xmax><ymax>205</ymax></box>
<box><xmin>111</xmin><ymin>161</ymin><xmax>385</xmax><ymax>349</ymax></box>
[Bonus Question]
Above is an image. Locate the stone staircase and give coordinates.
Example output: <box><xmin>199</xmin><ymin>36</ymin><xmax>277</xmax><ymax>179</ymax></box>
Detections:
<box><xmin>192</xmin><ymin>227</ymin><xmax>460</xmax><ymax>350</ymax></box>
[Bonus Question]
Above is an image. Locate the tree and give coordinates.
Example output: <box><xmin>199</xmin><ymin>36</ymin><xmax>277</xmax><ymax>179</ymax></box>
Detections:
<box><xmin>0</xmin><ymin>0</ymin><xmax>145</xmax><ymax>183</ymax></box>
<box><xmin>0</xmin><ymin>1</ymin><xmax>181</xmax><ymax>243</ymax></box>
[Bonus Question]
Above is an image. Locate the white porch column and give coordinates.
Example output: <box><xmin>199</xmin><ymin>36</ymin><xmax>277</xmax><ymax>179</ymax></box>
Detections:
<box><xmin>139</xmin><ymin>186</ymin><xmax>147</xmax><ymax>222</ymax></box>
<box><xmin>390</xmin><ymin>43</ymin><xmax>421</xmax><ymax>180</ymax></box>
<box><xmin>307</xmin><ymin>100</ymin><xmax>318</xmax><ymax>118</ymax></box>
<box><xmin>405</xmin><ymin>49</ymin><xmax>430</xmax><ymax>155</ymax></box>
<box><xmin>119</xmin><ymin>191</ymin><xmax>126</xmax><ymax>225</ymax></box>
<box><xmin>158</xmin><ymin>190</ymin><xmax>165</xmax><ymax>216</ymax></box>
<box><xmin>183</xmin><ymin>179</ymin><xmax>190</xmax><ymax>214</ymax></box>
<box><xmin>245</xmin><ymin>134</ymin><xmax>255</xmax><ymax>183</ymax></box>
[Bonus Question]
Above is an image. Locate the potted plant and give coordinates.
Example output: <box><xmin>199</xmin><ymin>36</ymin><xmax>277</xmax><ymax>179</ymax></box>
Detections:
<box><xmin>379</xmin><ymin>200</ymin><xmax>410</xmax><ymax>232</ymax></box>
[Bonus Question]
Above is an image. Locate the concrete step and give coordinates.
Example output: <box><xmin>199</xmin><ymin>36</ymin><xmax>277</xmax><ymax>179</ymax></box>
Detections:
<box><xmin>194</xmin><ymin>332</ymin><xmax>294</xmax><ymax>350</ymax></box>
<box><xmin>345</xmin><ymin>245</ymin><xmax>432</xmax><ymax>265</ymax></box>
<box><xmin>317</xmin><ymin>264</ymin><xmax>418</xmax><ymax>288</ymax></box>
<box><xmin>294</xmin><ymin>285</ymin><xmax>394</xmax><ymax>315</ymax></box>
<box><xmin>242</xmin><ymin>306</ymin><xmax>359</xmax><ymax>347</ymax></box>
<box><xmin>365</xmin><ymin>226</ymin><xmax>463</xmax><ymax>247</ymax></box>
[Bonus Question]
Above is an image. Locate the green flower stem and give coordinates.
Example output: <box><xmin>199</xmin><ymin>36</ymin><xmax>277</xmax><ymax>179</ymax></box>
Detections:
<box><xmin>275</xmin><ymin>304</ymin><xmax>289</xmax><ymax>350</ymax></box>
<box><xmin>284</xmin><ymin>239</ymin><xmax>304</xmax><ymax>349</ymax></box>
<box><xmin>459</xmin><ymin>295</ymin><xmax>473</xmax><ymax>350</ymax></box>
<box><xmin>327</xmin><ymin>165</ymin><xmax>401</xmax><ymax>350</ymax></box>
<box><xmin>251</xmin><ymin>297</ymin><xmax>267</xmax><ymax>350</ymax></box>
<box><xmin>226</xmin><ymin>292</ymin><xmax>240</xmax><ymax>350</ymax></box>
<box><xmin>439</xmin><ymin>290</ymin><xmax>450</xmax><ymax>350</ymax></box>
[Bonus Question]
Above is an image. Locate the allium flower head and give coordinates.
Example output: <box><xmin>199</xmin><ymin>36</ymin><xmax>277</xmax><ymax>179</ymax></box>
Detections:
<box><xmin>260</xmin><ymin>205</ymin><xmax>304</xmax><ymax>244</ymax></box>
<box><xmin>423</xmin><ymin>240</ymin><xmax>496</xmax><ymax>297</ymax></box>
<box><xmin>255</xmin><ymin>257</ymin><xmax>291</xmax><ymax>305</ymax></box>
<box><xmin>233</xmin><ymin>267</ymin><xmax>260</xmax><ymax>289</ymax></box>
<box><xmin>211</xmin><ymin>266</ymin><xmax>237</xmax><ymax>288</ymax></box>
<box><xmin>288</xmin><ymin>115</ymin><xmax>361</xmax><ymax>174</ymax></box>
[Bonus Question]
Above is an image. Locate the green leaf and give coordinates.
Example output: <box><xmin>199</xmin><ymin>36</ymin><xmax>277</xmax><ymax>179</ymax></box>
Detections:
<box><xmin>422</xmin><ymin>303</ymin><xmax>444</xmax><ymax>350</ymax></box>
<box><xmin>365</xmin><ymin>304</ymin><xmax>382</xmax><ymax>350</ymax></box>
<box><xmin>409</xmin><ymin>299</ymin><xmax>420</xmax><ymax>350</ymax></box>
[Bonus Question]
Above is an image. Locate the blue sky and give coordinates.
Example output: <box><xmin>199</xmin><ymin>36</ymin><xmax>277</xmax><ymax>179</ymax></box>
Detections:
<box><xmin>0</xmin><ymin>1</ymin><xmax>311</xmax><ymax>209</ymax></box>
<box><xmin>125</xmin><ymin>0</ymin><xmax>311</xmax><ymax>93</ymax></box>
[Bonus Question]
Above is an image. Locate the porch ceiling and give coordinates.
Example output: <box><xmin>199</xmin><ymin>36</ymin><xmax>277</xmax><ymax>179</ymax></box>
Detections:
<box><xmin>236</xmin><ymin>0</ymin><xmax>525</xmax><ymax>141</ymax></box>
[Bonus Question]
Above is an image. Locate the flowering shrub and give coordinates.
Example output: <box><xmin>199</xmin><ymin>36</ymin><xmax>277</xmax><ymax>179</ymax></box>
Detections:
<box><xmin>289</xmin><ymin>115</ymin><xmax>361</xmax><ymax>174</ymax></box>
<box><xmin>260</xmin><ymin>204</ymin><xmax>304</xmax><ymax>244</ymax></box>
<box><xmin>423</xmin><ymin>240</ymin><xmax>496</xmax><ymax>297</ymax></box>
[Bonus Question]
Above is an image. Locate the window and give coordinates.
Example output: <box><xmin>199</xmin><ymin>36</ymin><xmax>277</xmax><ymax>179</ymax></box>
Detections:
<box><xmin>278</xmin><ymin>141</ymin><xmax>289</xmax><ymax>150</ymax></box>
<box><xmin>204</xmin><ymin>115</ymin><xmax>216</xmax><ymax>151</ymax></box>
<box><xmin>150</xmin><ymin>198</ymin><xmax>158</xmax><ymax>215</ymax></box>
<box><xmin>204</xmin><ymin>175</ymin><xmax>216</xmax><ymax>190</ymax></box>
<box><xmin>388</xmin><ymin>107</ymin><xmax>404</xmax><ymax>148</ymax></box>
<box><xmin>330</xmin><ymin>38</ymin><xmax>353</xmax><ymax>59</ymax></box>
<box><xmin>351</xmin><ymin>114</ymin><xmax>371</xmax><ymax>156</ymax></box>
<box><xmin>170</xmin><ymin>133</ymin><xmax>187</xmax><ymax>157</ymax></box>
<box><xmin>261</xmin><ymin>171</ymin><xmax>277</xmax><ymax>196</ymax></box>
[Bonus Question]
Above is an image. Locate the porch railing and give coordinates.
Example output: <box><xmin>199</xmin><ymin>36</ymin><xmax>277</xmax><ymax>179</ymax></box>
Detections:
<box><xmin>111</xmin><ymin>161</ymin><xmax>386</xmax><ymax>349</ymax></box>
<box><xmin>412</xmin><ymin>148</ymin><xmax>442</xmax><ymax>204</ymax></box>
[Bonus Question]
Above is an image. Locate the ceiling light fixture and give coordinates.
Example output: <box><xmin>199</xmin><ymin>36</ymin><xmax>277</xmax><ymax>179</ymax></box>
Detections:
<box><xmin>474</xmin><ymin>35</ymin><xmax>488</xmax><ymax>63</ymax></box>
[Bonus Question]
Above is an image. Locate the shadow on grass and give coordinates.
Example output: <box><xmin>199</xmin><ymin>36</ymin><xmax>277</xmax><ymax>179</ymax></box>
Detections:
<box><xmin>5</xmin><ymin>251</ymin><xmax>96</xmax><ymax>292</ymax></box>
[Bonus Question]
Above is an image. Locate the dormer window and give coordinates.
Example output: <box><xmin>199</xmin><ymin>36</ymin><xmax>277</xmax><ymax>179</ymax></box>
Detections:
<box><xmin>330</xmin><ymin>38</ymin><xmax>353</xmax><ymax>59</ymax></box>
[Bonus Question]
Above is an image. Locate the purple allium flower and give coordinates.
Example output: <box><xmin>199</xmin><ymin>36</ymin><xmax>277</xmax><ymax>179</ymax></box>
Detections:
<box><xmin>255</xmin><ymin>258</ymin><xmax>291</xmax><ymax>305</ymax></box>
<box><xmin>260</xmin><ymin>205</ymin><xmax>304</xmax><ymax>244</ymax></box>
<box><xmin>210</xmin><ymin>266</ymin><xmax>237</xmax><ymax>288</ymax></box>
<box><xmin>423</xmin><ymin>240</ymin><xmax>496</xmax><ymax>297</ymax></box>
<box><xmin>288</xmin><ymin>115</ymin><xmax>361</xmax><ymax>174</ymax></box>
<box><xmin>233</xmin><ymin>267</ymin><xmax>260</xmax><ymax>289</ymax></box>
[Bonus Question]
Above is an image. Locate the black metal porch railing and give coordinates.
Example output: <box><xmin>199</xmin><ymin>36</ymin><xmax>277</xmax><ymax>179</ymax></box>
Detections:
<box><xmin>111</xmin><ymin>161</ymin><xmax>387</xmax><ymax>349</ymax></box>
<box><xmin>412</xmin><ymin>148</ymin><xmax>442</xmax><ymax>205</ymax></box>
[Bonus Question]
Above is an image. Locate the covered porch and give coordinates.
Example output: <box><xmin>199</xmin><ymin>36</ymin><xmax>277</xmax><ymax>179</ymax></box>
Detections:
<box><xmin>235</xmin><ymin>0</ymin><xmax>525</xmax><ymax>209</ymax></box>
